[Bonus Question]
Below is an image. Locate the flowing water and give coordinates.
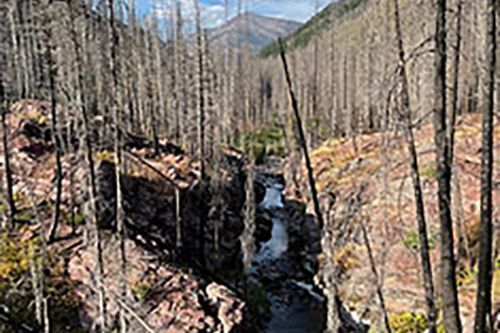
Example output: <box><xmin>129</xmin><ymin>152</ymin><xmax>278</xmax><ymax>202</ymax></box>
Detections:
<box><xmin>252</xmin><ymin>178</ymin><xmax>325</xmax><ymax>333</ymax></box>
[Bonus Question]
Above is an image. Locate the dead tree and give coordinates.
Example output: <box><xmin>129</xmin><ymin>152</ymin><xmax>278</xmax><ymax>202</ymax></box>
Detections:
<box><xmin>434</xmin><ymin>0</ymin><xmax>462</xmax><ymax>331</ymax></box>
<box><xmin>278</xmin><ymin>37</ymin><xmax>335</xmax><ymax>329</ymax></box>
<box><xmin>194</xmin><ymin>0</ymin><xmax>205</xmax><ymax>178</ymax></box>
<box><xmin>45</xmin><ymin>0</ymin><xmax>63</xmax><ymax>243</ymax></box>
<box><xmin>393</xmin><ymin>1</ymin><xmax>438</xmax><ymax>330</ymax></box>
<box><xmin>66</xmin><ymin>0</ymin><xmax>107</xmax><ymax>330</ymax></box>
<box><xmin>107</xmin><ymin>0</ymin><xmax>128</xmax><ymax>331</ymax></box>
<box><xmin>473</xmin><ymin>0</ymin><xmax>497</xmax><ymax>331</ymax></box>
<box><xmin>0</xmin><ymin>77</ymin><xmax>16</xmax><ymax>227</ymax></box>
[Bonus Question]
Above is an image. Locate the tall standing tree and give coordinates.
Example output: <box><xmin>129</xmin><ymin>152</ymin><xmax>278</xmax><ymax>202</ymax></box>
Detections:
<box><xmin>434</xmin><ymin>0</ymin><xmax>462</xmax><ymax>331</ymax></box>
<box><xmin>474</xmin><ymin>0</ymin><xmax>497</xmax><ymax>331</ymax></box>
<box><xmin>66</xmin><ymin>0</ymin><xmax>108</xmax><ymax>331</ymax></box>
<box><xmin>194</xmin><ymin>0</ymin><xmax>205</xmax><ymax>177</ymax></box>
<box><xmin>107</xmin><ymin>0</ymin><xmax>128</xmax><ymax>331</ymax></box>
<box><xmin>45</xmin><ymin>0</ymin><xmax>64</xmax><ymax>243</ymax></box>
<box><xmin>392</xmin><ymin>0</ymin><xmax>438</xmax><ymax>331</ymax></box>
<box><xmin>278</xmin><ymin>38</ymin><xmax>337</xmax><ymax>330</ymax></box>
<box><xmin>0</xmin><ymin>74</ymin><xmax>16</xmax><ymax>228</ymax></box>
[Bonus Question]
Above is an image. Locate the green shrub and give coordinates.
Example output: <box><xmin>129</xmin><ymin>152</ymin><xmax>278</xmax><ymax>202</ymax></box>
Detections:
<box><xmin>403</xmin><ymin>231</ymin><xmax>435</xmax><ymax>251</ymax></box>
<box><xmin>132</xmin><ymin>282</ymin><xmax>150</xmax><ymax>302</ymax></box>
<box><xmin>390</xmin><ymin>312</ymin><xmax>427</xmax><ymax>332</ymax></box>
<box><xmin>421</xmin><ymin>163</ymin><xmax>438</xmax><ymax>179</ymax></box>
<box><xmin>235</xmin><ymin>124</ymin><xmax>285</xmax><ymax>164</ymax></box>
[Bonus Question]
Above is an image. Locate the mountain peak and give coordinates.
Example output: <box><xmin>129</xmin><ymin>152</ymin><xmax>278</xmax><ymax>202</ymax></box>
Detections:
<box><xmin>207</xmin><ymin>12</ymin><xmax>301</xmax><ymax>51</ymax></box>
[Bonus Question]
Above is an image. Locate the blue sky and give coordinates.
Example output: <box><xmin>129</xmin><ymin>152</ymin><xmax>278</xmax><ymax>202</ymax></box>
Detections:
<box><xmin>136</xmin><ymin>0</ymin><xmax>331</xmax><ymax>27</ymax></box>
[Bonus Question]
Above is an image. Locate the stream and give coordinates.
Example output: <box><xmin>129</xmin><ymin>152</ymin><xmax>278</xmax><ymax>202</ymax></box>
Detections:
<box><xmin>251</xmin><ymin>177</ymin><xmax>326</xmax><ymax>333</ymax></box>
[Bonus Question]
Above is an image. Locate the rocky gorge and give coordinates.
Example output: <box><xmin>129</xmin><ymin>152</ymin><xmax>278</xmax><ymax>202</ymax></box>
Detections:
<box><xmin>0</xmin><ymin>99</ymin><xmax>333</xmax><ymax>333</ymax></box>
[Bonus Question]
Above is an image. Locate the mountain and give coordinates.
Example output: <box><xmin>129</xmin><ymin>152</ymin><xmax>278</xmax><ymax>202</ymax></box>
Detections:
<box><xmin>260</xmin><ymin>0</ymin><xmax>367</xmax><ymax>57</ymax></box>
<box><xmin>207</xmin><ymin>12</ymin><xmax>301</xmax><ymax>51</ymax></box>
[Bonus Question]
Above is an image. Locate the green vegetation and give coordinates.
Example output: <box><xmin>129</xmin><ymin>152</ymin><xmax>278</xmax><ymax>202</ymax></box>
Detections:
<box><xmin>260</xmin><ymin>0</ymin><xmax>368</xmax><ymax>57</ymax></box>
<box><xmin>420</xmin><ymin>163</ymin><xmax>438</xmax><ymax>179</ymax></box>
<box><xmin>64</xmin><ymin>211</ymin><xmax>85</xmax><ymax>226</ymax></box>
<box><xmin>403</xmin><ymin>230</ymin><xmax>436</xmax><ymax>251</ymax></box>
<box><xmin>132</xmin><ymin>281</ymin><xmax>151</xmax><ymax>302</ymax></box>
<box><xmin>389</xmin><ymin>311</ymin><xmax>445</xmax><ymax>333</ymax></box>
<box><xmin>235</xmin><ymin>123</ymin><xmax>285</xmax><ymax>164</ymax></box>
<box><xmin>0</xmin><ymin>231</ymin><xmax>84</xmax><ymax>332</ymax></box>
<box><xmin>306</xmin><ymin>117</ymin><xmax>331</xmax><ymax>142</ymax></box>
<box><xmin>456</xmin><ymin>265</ymin><xmax>476</xmax><ymax>288</ymax></box>
<box><xmin>0</xmin><ymin>230</ymin><xmax>39</xmax><ymax>282</ymax></box>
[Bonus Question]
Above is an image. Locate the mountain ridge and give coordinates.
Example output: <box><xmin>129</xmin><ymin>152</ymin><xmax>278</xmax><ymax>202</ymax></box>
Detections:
<box><xmin>207</xmin><ymin>12</ymin><xmax>301</xmax><ymax>51</ymax></box>
<box><xmin>259</xmin><ymin>0</ymin><xmax>367</xmax><ymax>57</ymax></box>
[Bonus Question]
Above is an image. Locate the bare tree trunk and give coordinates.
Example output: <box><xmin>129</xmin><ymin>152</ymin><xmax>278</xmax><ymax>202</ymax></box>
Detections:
<box><xmin>108</xmin><ymin>0</ymin><xmax>127</xmax><ymax>331</ymax></box>
<box><xmin>434</xmin><ymin>0</ymin><xmax>462</xmax><ymax>331</ymax></box>
<box><xmin>46</xmin><ymin>0</ymin><xmax>63</xmax><ymax>242</ymax></box>
<box><xmin>241</xmin><ymin>164</ymin><xmax>255</xmax><ymax>272</ymax></box>
<box><xmin>278</xmin><ymin>38</ymin><xmax>336</xmax><ymax>330</ymax></box>
<box><xmin>67</xmin><ymin>0</ymin><xmax>107</xmax><ymax>330</ymax></box>
<box><xmin>194</xmin><ymin>0</ymin><xmax>205</xmax><ymax>177</ymax></box>
<box><xmin>473</xmin><ymin>0</ymin><xmax>497</xmax><ymax>331</ymax></box>
<box><xmin>8</xmin><ymin>0</ymin><xmax>21</xmax><ymax>98</ymax></box>
<box><xmin>0</xmin><ymin>95</ymin><xmax>16</xmax><ymax>227</ymax></box>
<box><xmin>393</xmin><ymin>1</ymin><xmax>438</xmax><ymax>331</ymax></box>
<box><xmin>449</xmin><ymin>0</ymin><xmax>466</xmax><ymax>265</ymax></box>
<box><xmin>359</xmin><ymin>216</ymin><xmax>392</xmax><ymax>333</ymax></box>
<box><xmin>175</xmin><ymin>188</ymin><xmax>182</xmax><ymax>255</ymax></box>
<box><xmin>448</xmin><ymin>0</ymin><xmax>463</xmax><ymax>164</ymax></box>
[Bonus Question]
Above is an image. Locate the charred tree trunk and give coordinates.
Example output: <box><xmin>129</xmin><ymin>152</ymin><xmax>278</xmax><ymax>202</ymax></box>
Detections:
<box><xmin>279</xmin><ymin>38</ymin><xmax>335</xmax><ymax>330</ymax></box>
<box><xmin>195</xmin><ymin>0</ymin><xmax>205</xmax><ymax>178</ymax></box>
<box><xmin>393</xmin><ymin>1</ymin><xmax>438</xmax><ymax>332</ymax></box>
<box><xmin>434</xmin><ymin>0</ymin><xmax>462</xmax><ymax>331</ymax></box>
<box><xmin>473</xmin><ymin>0</ymin><xmax>497</xmax><ymax>331</ymax></box>
<box><xmin>46</xmin><ymin>1</ymin><xmax>63</xmax><ymax>242</ymax></box>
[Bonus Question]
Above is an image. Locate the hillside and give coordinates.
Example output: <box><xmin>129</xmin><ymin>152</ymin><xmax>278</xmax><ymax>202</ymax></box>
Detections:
<box><xmin>287</xmin><ymin>114</ymin><xmax>500</xmax><ymax>331</ymax></box>
<box><xmin>208</xmin><ymin>12</ymin><xmax>301</xmax><ymax>51</ymax></box>
<box><xmin>259</xmin><ymin>0</ymin><xmax>367</xmax><ymax>57</ymax></box>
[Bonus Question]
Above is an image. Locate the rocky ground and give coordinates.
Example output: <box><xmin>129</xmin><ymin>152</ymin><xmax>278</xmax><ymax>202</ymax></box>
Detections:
<box><xmin>286</xmin><ymin>113</ymin><xmax>500</xmax><ymax>331</ymax></box>
<box><xmin>0</xmin><ymin>100</ymin><xmax>253</xmax><ymax>332</ymax></box>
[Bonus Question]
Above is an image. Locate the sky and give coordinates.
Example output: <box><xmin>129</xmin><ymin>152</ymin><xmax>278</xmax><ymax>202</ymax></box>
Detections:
<box><xmin>136</xmin><ymin>0</ymin><xmax>331</xmax><ymax>28</ymax></box>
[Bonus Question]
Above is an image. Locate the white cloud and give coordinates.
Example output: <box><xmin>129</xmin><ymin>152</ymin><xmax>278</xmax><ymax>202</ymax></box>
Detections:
<box><xmin>145</xmin><ymin>0</ymin><xmax>331</xmax><ymax>29</ymax></box>
<box><xmin>249</xmin><ymin>0</ymin><xmax>330</xmax><ymax>22</ymax></box>
<box><xmin>150</xmin><ymin>0</ymin><xmax>225</xmax><ymax>28</ymax></box>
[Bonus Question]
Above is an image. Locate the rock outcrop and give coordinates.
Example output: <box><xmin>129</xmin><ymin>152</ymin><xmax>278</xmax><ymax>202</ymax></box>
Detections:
<box><xmin>0</xmin><ymin>100</ymin><xmax>251</xmax><ymax>332</ymax></box>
